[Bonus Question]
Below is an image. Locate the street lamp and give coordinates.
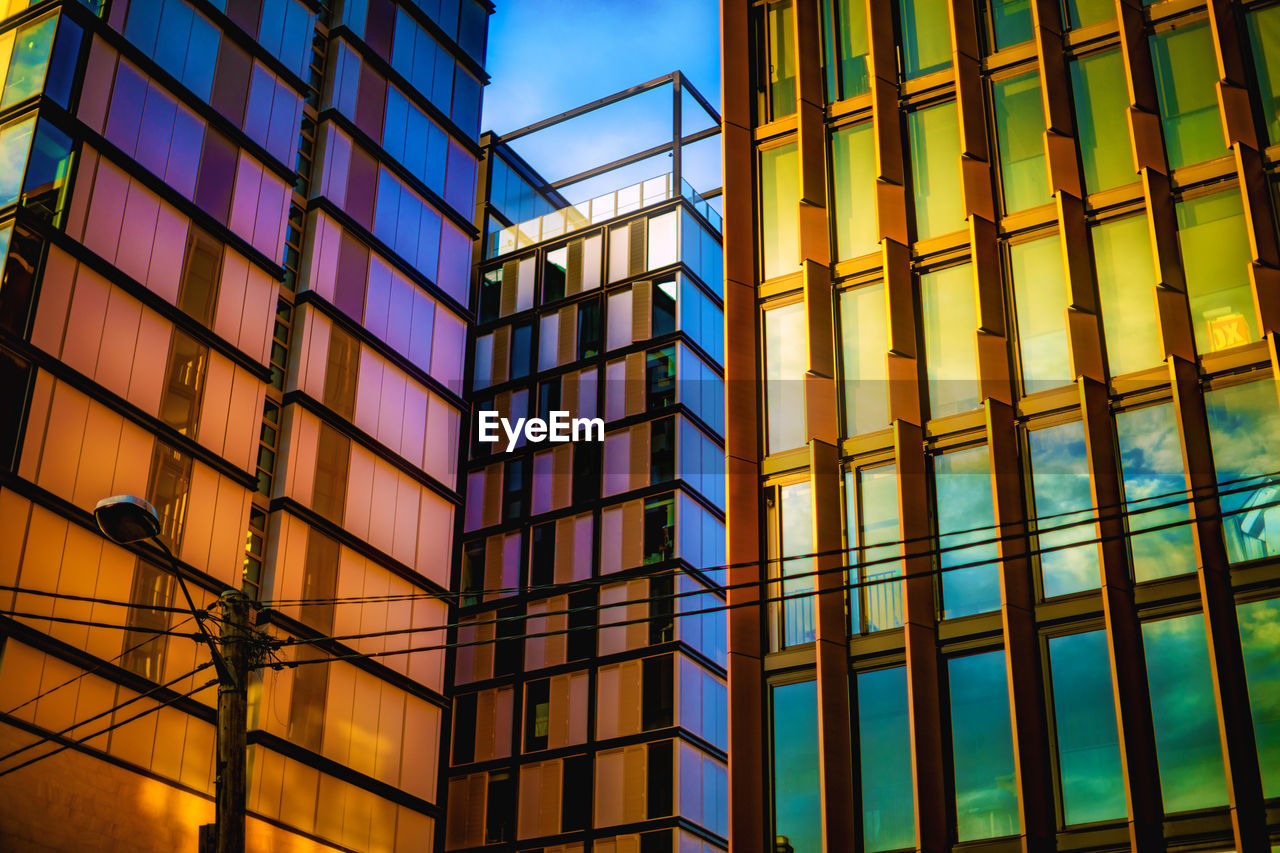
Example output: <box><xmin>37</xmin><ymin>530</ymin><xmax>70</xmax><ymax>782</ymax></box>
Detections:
<box><xmin>93</xmin><ymin>495</ymin><xmax>250</xmax><ymax>853</ymax></box>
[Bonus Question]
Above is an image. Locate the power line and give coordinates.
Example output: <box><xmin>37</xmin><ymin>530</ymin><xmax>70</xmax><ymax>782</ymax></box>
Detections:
<box><xmin>0</xmin><ymin>584</ymin><xmax>193</xmax><ymax>614</ymax></box>
<box><xmin>1</xmin><ymin>610</ymin><xmax>206</xmax><ymax>639</ymax></box>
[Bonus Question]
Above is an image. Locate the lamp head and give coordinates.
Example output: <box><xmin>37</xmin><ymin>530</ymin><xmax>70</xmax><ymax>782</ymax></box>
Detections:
<box><xmin>93</xmin><ymin>495</ymin><xmax>162</xmax><ymax>544</ymax></box>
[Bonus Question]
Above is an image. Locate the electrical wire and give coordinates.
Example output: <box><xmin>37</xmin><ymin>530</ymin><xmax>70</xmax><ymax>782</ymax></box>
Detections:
<box><xmin>1</xmin><ymin>610</ymin><xmax>206</xmax><ymax>638</ymax></box>
<box><xmin>0</xmin><ymin>584</ymin><xmax>192</xmax><ymax>614</ymax></box>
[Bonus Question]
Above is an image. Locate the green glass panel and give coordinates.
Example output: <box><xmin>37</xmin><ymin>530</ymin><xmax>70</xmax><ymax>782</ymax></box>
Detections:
<box><xmin>1151</xmin><ymin>22</ymin><xmax>1225</xmax><ymax>169</ymax></box>
<box><xmin>831</xmin><ymin>122</ymin><xmax>878</xmax><ymax>259</ymax></box>
<box><xmin>764</xmin><ymin>301</ymin><xmax>806</xmax><ymax>454</ymax></box>
<box><xmin>0</xmin><ymin>115</ymin><xmax>35</xmax><ymax>208</ymax></box>
<box><xmin>989</xmin><ymin>0</ymin><xmax>1032</xmax><ymax>49</ymax></box>
<box><xmin>949</xmin><ymin>651</ymin><xmax>1019</xmax><ymax>840</ymax></box>
<box><xmin>1048</xmin><ymin>631</ymin><xmax>1127</xmax><ymax>824</ymax></box>
<box><xmin>1204</xmin><ymin>381</ymin><xmax>1280</xmax><ymax>564</ymax></box>
<box><xmin>1246</xmin><ymin>5</ymin><xmax>1280</xmax><ymax>145</ymax></box>
<box><xmin>900</xmin><ymin>0</ymin><xmax>951</xmax><ymax>78</ymax></box>
<box><xmin>935</xmin><ymin>445</ymin><xmax>1000</xmax><ymax>619</ymax></box>
<box><xmin>1065</xmin><ymin>0</ymin><xmax>1113</xmax><ymax>29</ymax></box>
<box><xmin>760</xmin><ymin>142</ymin><xmax>800</xmax><ymax>280</ymax></box>
<box><xmin>921</xmin><ymin>263</ymin><xmax>978</xmax><ymax>417</ymax></box>
<box><xmin>779</xmin><ymin>480</ymin><xmax>815</xmax><ymax>647</ymax></box>
<box><xmin>1071</xmin><ymin>50</ymin><xmax>1134</xmax><ymax>193</ymax></box>
<box><xmin>1176</xmin><ymin>188</ymin><xmax>1256</xmax><ymax>354</ymax></box>
<box><xmin>1238</xmin><ymin>597</ymin><xmax>1280</xmax><ymax>798</ymax></box>
<box><xmin>1116</xmin><ymin>404</ymin><xmax>1196</xmax><ymax>582</ymax></box>
<box><xmin>1142</xmin><ymin>614</ymin><xmax>1228</xmax><ymax>812</ymax></box>
<box><xmin>1092</xmin><ymin>215</ymin><xmax>1163</xmax><ymax>375</ymax></box>
<box><xmin>1</xmin><ymin>13</ymin><xmax>56</xmax><ymax>108</ymax></box>
<box><xmin>827</xmin><ymin>0</ymin><xmax>869</xmax><ymax>99</ymax></box>
<box><xmin>772</xmin><ymin>680</ymin><xmax>821</xmax><ymax>853</ymax></box>
<box><xmin>1010</xmin><ymin>235</ymin><xmax>1070</xmax><ymax>393</ymax></box>
<box><xmin>849</xmin><ymin>463</ymin><xmax>902</xmax><ymax>632</ymax></box>
<box><xmin>858</xmin><ymin>667</ymin><xmax>914</xmax><ymax>851</ymax></box>
<box><xmin>909</xmin><ymin>102</ymin><xmax>965</xmax><ymax>239</ymax></box>
<box><xmin>763</xmin><ymin>0</ymin><xmax>797</xmax><ymax>120</ymax></box>
<box><xmin>1029</xmin><ymin>421</ymin><xmax>1099</xmax><ymax>598</ymax></box>
<box><xmin>839</xmin><ymin>283</ymin><xmax>888</xmax><ymax>435</ymax></box>
<box><xmin>993</xmin><ymin>72</ymin><xmax>1049</xmax><ymax>212</ymax></box>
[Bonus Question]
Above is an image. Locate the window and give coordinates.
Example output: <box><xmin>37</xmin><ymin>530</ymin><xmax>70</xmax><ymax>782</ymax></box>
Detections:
<box><xmin>899</xmin><ymin>0</ymin><xmax>951</xmax><ymax>79</ymax></box>
<box><xmin>764</xmin><ymin>301</ymin><xmax>806</xmax><ymax>452</ymax></box>
<box><xmin>1064</xmin><ymin>0</ymin><xmax>1112</xmax><ymax>29</ymax></box>
<box><xmin>831</xmin><ymin>123</ymin><xmax>878</xmax><ymax>259</ymax></box>
<box><xmin>453</xmin><ymin>693</ymin><xmax>477</xmax><ymax>763</ymax></box>
<box><xmin>1116</xmin><ymin>403</ymin><xmax>1195</xmax><ymax>581</ymax></box>
<box><xmin>1176</xmin><ymin>188</ymin><xmax>1256</xmax><ymax>353</ymax></box>
<box><xmin>771</xmin><ymin>680</ymin><xmax>820</xmax><ymax>853</ymax></box>
<box><xmin>759</xmin><ymin>0</ymin><xmax>797</xmax><ymax>120</ymax></box>
<box><xmin>479</xmin><ymin>267</ymin><xmax>502</xmax><ymax>321</ymax></box>
<box><xmin>1246</xmin><ymin>4</ymin><xmax>1280</xmax><ymax>145</ymax></box>
<box><xmin>502</xmin><ymin>458</ymin><xmax>525</xmax><ymax>521</ymax></box>
<box><xmin>0</xmin><ymin>115</ymin><xmax>35</xmax><ymax>208</ymax></box>
<box><xmin>1238</xmin><ymin>597</ymin><xmax>1280</xmax><ymax>798</ymax></box>
<box><xmin>1143</xmin><ymin>614</ymin><xmax>1228</xmax><ymax>812</ymax></box>
<box><xmin>641</xmin><ymin>655</ymin><xmax>674</xmax><ymax>729</ymax></box>
<box><xmin>511</xmin><ymin>320</ymin><xmax>533</xmax><ymax>379</ymax></box>
<box><xmin>1047</xmin><ymin>631</ymin><xmax>1126</xmax><ymax>824</ymax></box>
<box><xmin>322</xmin><ymin>324</ymin><xmax>359</xmax><ymax>420</ymax></box>
<box><xmin>986</xmin><ymin>0</ymin><xmax>1032</xmax><ymax>50</ymax></box>
<box><xmin>0</xmin><ymin>13</ymin><xmax>56</xmax><ymax>108</ymax></box>
<box><xmin>299</xmin><ymin>528</ymin><xmax>338</xmax><ymax>633</ymax></box>
<box><xmin>121</xmin><ymin>560</ymin><xmax>174</xmax><ymax>681</ymax></box>
<box><xmin>1028</xmin><ymin>421</ymin><xmax>1098</xmax><ymax>598</ymax></box>
<box><xmin>993</xmin><ymin>73</ymin><xmax>1049</xmax><ymax>212</ymax></box>
<box><xmin>643</xmin><ymin>495</ymin><xmax>674</xmax><ymax>564</ymax></box>
<box><xmin>908</xmin><ymin>102</ymin><xmax>964</xmax><ymax>240</ymax></box>
<box><xmin>312</xmin><ymin>423</ymin><xmax>349</xmax><ymax>523</ymax></box>
<box><xmin>847</xmin><ymin>464</ymin><xmax>902</xmax><ymax>633</ymax></box>
<box><xmin>650</xmin><ymin>417</ymin><xmax>674</xmax><ymax>484</ymax></box>
<box><xmin>529</xmin><ymin>522</ymin><xmax>553</xmax><ymax>588</ymax></box>
<box><xmin>567</xmin><ymin>588</ymin><xmax>594</xmax><ymax>661</ymax></box>
<box><xmin>774</xmin><ymin>480</ymin><xmax>815</xmax><ymax>647</ymax></box>
<box><xmin>838</xmin><ymin>283</ymin><xmax>889</xmax><ymax>435</ymax></box>
<box><xmin>646</xmin><ymin>345</ymin><xmax>676</xmax><ymax>410</ymax></box>
<box><xmin>525</xmin><ymin>679</ymin><xmax>550</xmax><ymax>752</ymax></box>
<box><xmin>159</xmin><ymin>331</ymin><xmax>208</xmax><ymax>436</ymax></box>
<box><xmin>21</xmin><ymin>118</ymin><xmax>73</xmax><ymax>223</ymax></box>
<box><xmin>935</xmin><ymin>445</ymin><xmax>999</xmax><ymax>619</ymax></box>
<box><xmin>823</xmin><ymin>0</ymin><xmax>869</xmax><ymax>100</ymax></box>
<box><xmin>760</xmin><ymin>142</ymin><xmax>800</xmax><ymax>280</ymax></box>
<box><xmin>1071</xmin><ymin>50</ymin><xmax>1133</xmax><ymax>193</ymax></box>
<box><xmin>857</xmin><ymin>667</ymin><xmax>913</xmax><ymax>851</ymax></box>
<box><xmin>1092</xmin><ymin>215</ymin><xmax>1162</xmax><ymax>376</ymax></box>
<box><xmin>921</xmin><ymin>263</ymin><xmax>979</xmax><ymax>417</ymax></box>
<box><xmin>460</xmin><ymin>540</ymin><xmax>484</xmax><ymax>607</ymax></box>
<box><xmin>577</xmin><ymin>299</ymin><xmax>601</xmax><ymax>359</ymax></box>
<box><xmin>178</xmin><ymin>230</ymin><xmax>222</xmax><ymax>326</ymax></box>
<box><xmin>653</xmin><ymin>276</ymin><xmax>676</xmax><ymax>336</ymax></box>
<box><xmin>1010</xmin><ymin>235</ymin><xmax>1070</xmax><ymax>394</ymax></box>
<box><xmin>486</xmin><ymin>771</ymin><xmax>515</xmax><ymax>843</ymax></box>
<box><xmin>1150</xmin><ymin>22</ymin><xmax>1224</xmax><ymax>170</ymax></box>
<box><xmin>1204</xmin><ymin>380</ymin><xmax>1280</xmax><ymax>563</ymax></box>
<box><xmin>148</xmin><ymin>443</ymin><xmax>193</xmax><ymax>549</ymax></box>
<box><xmin>948</xmin><ymin>651</ymin><xmax>1019</xmax><ymax>840</ymax></box>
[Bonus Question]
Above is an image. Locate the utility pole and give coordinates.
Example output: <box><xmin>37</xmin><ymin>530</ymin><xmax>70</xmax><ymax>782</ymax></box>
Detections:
<box><xmin>205</xmin><ymin>590</ymin><xmax>250</xmax><ymax>853</ymax></box>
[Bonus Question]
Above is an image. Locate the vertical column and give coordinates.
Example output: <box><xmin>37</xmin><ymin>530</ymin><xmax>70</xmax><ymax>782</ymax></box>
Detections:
<box><xmin>793</xmin><ymin>3</ymin><xmax>855</xmax><ymax>851</ymax></box>
<box><xmin>721</xmin><ymin>3</ymin><xmax>767</xmax><ymax>852</ymax></box>
<box><xmin>1116</xmin><ymin>2</ymin><xmax>1268</xmax><ymax>848</ymax></box>
<box><xmin>673</xmin><ymin>73</ymin><xmax>684</xmax><ymax>195</ymax></box>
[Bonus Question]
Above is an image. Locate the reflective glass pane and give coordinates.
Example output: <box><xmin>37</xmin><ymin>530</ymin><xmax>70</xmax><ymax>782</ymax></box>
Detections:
<box><xmin>935</xmin><ymin>445</ymin><xmax>1000</xmax><ymax>619</ymax></box>
<box><xmin>1247</xmin><ymin>5</ymin><xmax>1280</xmax><ymax>145</ymax></box>
<box><xmin>851</xmin><ymin>464</ymin><xmax>902</xmax><ymax>632</ymax></box>
<box><xmin>1064</xmin><ymin>0</ymin><xmax>1113</xmax><ymax>29</ymax></box>
<box><xmin>779</xmin><ymin>480</ymin><xmax>815</xmax><ymax>647</ymax></box>
<box><xmin>838</xmin><ymin>283</ymin><xmax>888</xmax><ymax>436</ymax></box>
<box><xmin>949</xmin><ymin>651</ymin><xmax>1019</xmax><ymax>840</ymax></box>
<box><xmin>1142</xmin><ymin>614</ymin><xmax>1228</xmax><ymax>812</ymax></box>
<box><xmin>1176</xmin><ymin>188</ymin><xmax>1257</xmax><ymax>354</ymax></box>
<box><xmin>1204</xmin><ymin>380</ymin><xmax>1280</xmax><ymax>564</ymax></box>
<box><xmin>858</xmin><ymin>666</ymin><xmax>914</xmax><ymax>851</ymax></box>
<box><xmin>1092</xmin><ymin>215</ymin><xmax>1163</xmax><ymax>375</ymax></box>
<box><xmin>772</xmin><ymin>680</ymin><xmax>820</xmax><ymax>853</ymax></box>
<box><xmin>1028</xmin><ymin>421</ymin><xmax>1099</xmax><ymax>598</ymax></box>
<box><xmin>1116</xmin><ymin>404</ymin><xmax>1196</xmax><ymax>582</ymax></box>
<box><xmin>1151</xmin><ymin>22</ymin><xmax>1225</xmax><ymax>170</ymax></box>
<box><xmin>909</xmin><ymin>102</ymin><xmax>965</xmax><ymax>240</ymax></box>
<box><xmin>921</xmin><ymin>263</ymin><xmax>980</xmax><ymax>417</ymax></box>
<box><xmin>1</xmin><ymin>13</ymin><xmax>56</xmax><ymax>108</ymax></box>
<box><xmin>760</xmin><ymin>142</ymin><xmax>800</xmax><ymax>280</ymax></box>
<box><xmin>763</xmin><ymin>0</ymin><xmax>797</xmax><ymax>119</ymax></box>
<box><xmin>1071</xmin><ymin>50</ymin><xmax>1134</xmax><ymax>193</ymax></box>
<box><xmin>0</xmin><ymin>114</ymin><xmax>35</xmax><ymax>208</ymax></box>
<box><xmin>900</xmin><ymin>0</ymin><xmax>951</xmax><ymax>78</ymax></box>
<box><xmin>1047</xmin><ymin>631</ymin><xmax>1126</xmax><ymax>824</ymax></box>
<box><xmin>829</xmin><ymin>0</ymin><xmax>869</xmax><ymax>98</ymax></box>
<box><xmin>993</xmin><ymin>72</ymin><xmax>1049</xmax><ymax>212</ymax></box>
<box><xmin>764</xmin><ymin>301</ymin><xmax>806</xmax><ymax>454</ymax></box>
<box><xmin>1010</xmin><ymin>235</ymin><xmax>1070</xmax><ymax>393</ymax></box>
<box><xmin>1238</xmin><ymin>597</ymin><xmax>1280</xmax><ymax>798</ymax></box>
<box><xmin>831</xmin><ymin>123</ymin><xmax>878</xmax><ymax>260</ymax></box>
<box><xmin>989</xmin><ymin>0</ymin><xmax>1032</xmax><ymax>49</ymax></box>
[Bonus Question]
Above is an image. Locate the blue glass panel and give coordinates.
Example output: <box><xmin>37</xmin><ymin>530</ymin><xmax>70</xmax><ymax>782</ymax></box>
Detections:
<box><xmin>124</xmin><ymin>0</ymin><xmax>163</xmax><ymax>58</ymax></box>
<box><xmin>1116</xmin><ymin>404</ymin><xmax>1196</xmax><ymax>582</ymax></box>
<box><xmin>772</xmin><ymin>680</ymin><xmax>821</xmax><ymax>853</ymax></box>
<box><xmin>858</xmin><ymin>666</ymin><xmax>913</xmax><ymax>852</ymax></box>
<box><xmin>949</xmin><ymin>651</ymin><xmax>1018</xmax><ymax>840</ymax></box>
<box><xmin>182</xmin><ymin>12</ymin><xmax>219</xmax><ymax>100</ymax></box>
<box><xmin>1204</xmin><ymin>381</ymin><xmax>1280</xmax><ymax>563</ymax></box>
<box><xmin>1028</xmin><ymin>421</ymin><xmax>1099</xmax><ymax>598</ymax></box>
<box><xmin>152</xmin><ymin>0</ymin><xmax>193</xmax><ymax>84</ymax></box>
<box><xmin>935</xmin><ymin>445</ymin><xmax>999</xmax><ymax>619</ymax></box>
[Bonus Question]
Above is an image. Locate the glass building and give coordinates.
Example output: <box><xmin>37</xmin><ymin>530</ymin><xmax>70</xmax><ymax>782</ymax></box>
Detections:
<box><xmin>444</xmin><ymin>73</ymin><xmax>729</xmax><ymax>853</ymax></box>
<box><xmin>723</xmin><ymin>1</ymin><xmax>1280</xmax><ymax>852</ymax></box>
<box><xmin>0</xmin><ymin>0</ymin><xmax>486</xmax><ymax>848</ymax></box>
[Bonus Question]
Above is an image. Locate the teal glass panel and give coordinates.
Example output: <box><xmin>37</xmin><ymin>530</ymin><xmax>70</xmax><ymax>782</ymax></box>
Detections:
<box><xmin>848</xmin><ymin>464</ymin><xmax>902</xmax><ymax>633</ymax></box>
<box><xmin>1010</xmin><ymin>235</ymin><xmax>1070</xmax><ymax>393</ymax></box>
<box><xmin>1048</xmin><ymin>631</ymin><xmax>1126</xmax><ymax>824</ymax></box>
<box><xmin>1238</xmin><ymin>597</ymin><xmax>1280</xmax><ymax>798</ymax></box>
<box><xmin>858</xmin><ymin>666</ymin><xmax>914</xmax><ymax>851</ymax></box>
<box><xmin>949</xmin><ymin>651</ymin><xmax>1019</xmax><ymax>840</ymax></box>
<box><xmin>1142</xmin><ymin>614</ymin><xmax>1228</xmax><ymax>812</ymax></box>
<box><xmin>1071</xmin><ymin>50</ymin><xmax>1134</xmax><ymax>193</ymax></box>
<box><xmin>900</xmin><ymin>0</ymin><xmax>951</xmax><ymax>78</ymax></box>
<box><xmin>989</xmin><ymin>0</ymin><xmax>1032</xmax><ymax>49</ymax></box>
<box><xmin>1065</xmin><ymin>0</ymin><xmax>1113</xmax><ymax>29</ymax></box>
<box><xmin>1</xmin><ymin>13</ymin><xmax>56</xmax><ymax>109</ymax></box>
<box><xmin>1116</xmin><ymin>404</ymin><xmax>1196</xmax><ymax>582</ymax></box>
<box><xmin>1092</xmin><ymin>215</ymin><xmax>1163</xmax><ymax>375</ymax></box>
<box><xmin>0</xmin><ymin>224</ymin><xmax>10</xmax><ymax>263</ymax></box>
<box><xmin>1246</xmin><ymin>5</ymin><xmax>1280</xmax><ymax>145</ymax></box>
<box><xmin>780</xmin><ymin>480</ymin><xmax>815</xmax><ymax>647</ymax></box>
<box><xmin>1151</xmin><ymin>22</ymin><xmax>1225</xmax><ymax>169</ymax></box>
<box><xmin>764</xmin><ymin>301</ymin><xmax>806</xmax><ymax>454</ymax></box>
<box><xmin>825</xmin><ymin>0</ymin><xmax>869</xmax><ymax>99</ymax></box>
<box><xmin>921</xmin><ymin>263</ymin><xmax>979</xmax><ymax>417</ymax></box>
<box><xmin>0</xmin><ymin>114</ymin><xmax>35</xmax><ymax>208</ymax></box>
<box><xmin>761</xmin><ymin>142</ymin><xmax>801</xmax><ymax>280</ymax></box>
<box><xmin>772</xmin><ymin>680</ymin><xmax>820</xmax><ymax>853</ymax></box>
<box><xmin>909</xmin><ymin>102</ymin><xmax>965</xmax><ymax>239</ymax></box>
<box><xmin>1028</xmin><ymin>421</ymin><xmax>1099</xmax><ymax>598</ymax></box>
<box><xmin>1176</xmin><ymin>188</ymin><xmax>1257</xmax><ymax>354</ymax></box>
<box><xmin>1204</xmin><ymin>381</ymin><xmax>1280</xmax><ymax>564</ymax></box>
<box><xmin>831</xmin><ymin>123</ymin><xmax>878</xmax><ymax>259</ymax></box>
<box><xmin>763</xmin><ymin>0</ymin><xmax>797</xmax><ymax>120</ymax></box>
<box><xmin>839</xmin><ymin>283</ymin><xmax>889</xmax><ymax>436</ymax></box>
<box><xmin>993</xmin><ymin>72</ymin><xmax>1049</xmax><ymax>212</ymax></box>
<box><xmin>935</xmin><ymin>445</ymin><xmax>1000</xmax><ymax>619</ymax></box>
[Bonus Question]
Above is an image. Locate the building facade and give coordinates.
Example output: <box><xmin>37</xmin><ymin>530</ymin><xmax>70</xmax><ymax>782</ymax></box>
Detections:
<box><xmin>720</xmin><ymin>0</ymin><xmax>1280</xmax><ymax>852</ymax></box>
<box><xmin>0</xmin><ymin>0</ymin><xmax>487</xmax><ymax>849</ymax></box>
<box><xmin>443</xmin><ymin>74</ymin><xmax>730</xmax><ymax>853</ymax></box>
